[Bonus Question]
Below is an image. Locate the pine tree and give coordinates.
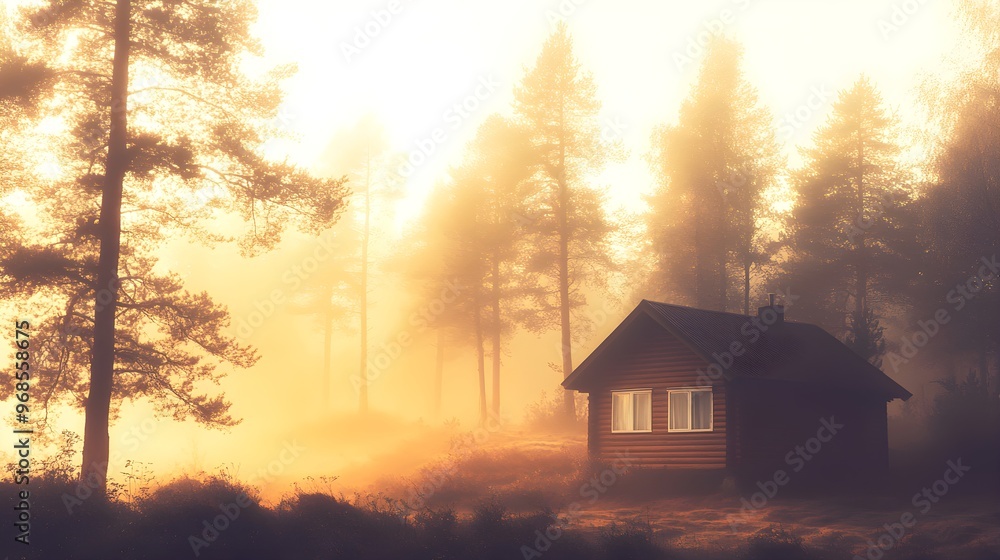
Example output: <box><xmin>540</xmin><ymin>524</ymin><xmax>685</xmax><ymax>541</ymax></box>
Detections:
<box><xmin>904</xmin><ymin>0</ymin><xmax>1000</xmax><ymax>390</ymax></box>
<box><xmin>0</xmin><ymin>0</ymin><xmax>347</xmax><ymax>494</ymax></box>
<box><xmin>404</xmin><ymin>115</ymin><xmax>535</xmax><ymax>422</ymax></box>
<box><xmin>786</xmin><ymin>76</ymin><xmax>912</xmax><ymax>365</ymax></box>
<box><xmin>395</xmin><ymin>180</ymin><xmax>470</xmax><ymax>419</ymax></box>
<box><xmin>460</xmin><ymin>116</ymin><xmax>535</xmax><ymax>417</ymax></box>
<box><xmin>514</xmin><ymin>23</ymin><xmax>619</xmax><ymax>419</ymax></box>
<box><xmin>649</xmin><ymin>37</ymin><xmax>780</xmax><ymax>313</ymax></box>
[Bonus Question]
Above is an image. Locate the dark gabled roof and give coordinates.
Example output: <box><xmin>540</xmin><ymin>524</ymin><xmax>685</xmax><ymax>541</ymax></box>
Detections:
<box><xmin>562</xmin><ymin>300</ymin><xmax>912</xmax><ymax>401</ymax></box>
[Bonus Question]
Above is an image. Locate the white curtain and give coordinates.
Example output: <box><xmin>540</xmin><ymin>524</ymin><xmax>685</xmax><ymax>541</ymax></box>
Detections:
<box><xmin>691</xmin><ymin>390</ymin><xmax>712</xmax><ymax>430</ymax></box>
<box><xmin>633</xmin><ymin>391</ymin><xmax>651</xmax><ymax>431</ymax></box>
<box><xmin>669</xmin><ymin>391</ymin><xmax>689</xmax><ymax>430</ymax></box>
<box><xmin>612</xmin><ymin>392</ymin><xmax>632</xmax><ymax>432</ymax></box>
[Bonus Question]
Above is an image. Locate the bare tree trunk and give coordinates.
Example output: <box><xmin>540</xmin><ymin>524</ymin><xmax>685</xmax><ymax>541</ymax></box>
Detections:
<box><xmin>717</xmin><ymin>192</ymin><xmax>728</xmax><ymax>312</ymax></box>
<box><xmin>695</xmin><ymin>211</ymin><xmax>709</xmax><ymax>308</ymax></box>
<box><xmin>855</xmin><ymin>139</ymin><xmax>868</xmax><ymax>341</ymax></box>
<box><xmin>81</xmin><ymin>0</ymin><xmax>130</xmax><ymax>496</ymax></box>
<box><xmin>557</xmin><ymin>128</ymin><xmax>574</xmax><ymax>420</ymax></box>
<box><xmin>359</xmin><ymin>150</ymin><xmax>371</xmax><ymax>414</ymax></box>
<box><xmin>474</xmin><ymin>291</ymin><xmax>487</xmax><ymax>425</ymax></box>
<box><xmin>491</xmin><ymin>257</ymin><xmax>502</xmax><ymax>415</ymax></box>
<box><xmin>559</xmin><ymin>252</ymin><xmax>573</xmax><ymax>419</ymax></box>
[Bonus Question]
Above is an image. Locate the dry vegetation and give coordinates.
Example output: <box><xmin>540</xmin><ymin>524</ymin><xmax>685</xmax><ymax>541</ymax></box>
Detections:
<box><xmin>8</xmin><ymin>412</ymin><xmax>998</xmax><ymax>560</ymax></box>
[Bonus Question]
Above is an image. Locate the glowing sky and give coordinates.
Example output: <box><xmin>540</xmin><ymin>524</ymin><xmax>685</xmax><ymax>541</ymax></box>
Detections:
<box><xmin>1</xmin><ymin>0</ymin><xmax>981</xmax><ymax>498</ymax></box>
<box><xmin>176</xmin><ymin>0</ymin><xmax>974</xmax><ymax>492</ymax></box>
<box><xmin>253</xmin><ymin>0</ymin><xmax>972</xmax><ymax>219</ymax></box>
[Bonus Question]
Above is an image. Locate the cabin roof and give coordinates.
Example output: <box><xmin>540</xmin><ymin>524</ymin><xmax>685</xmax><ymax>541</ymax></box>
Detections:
<box><xmin>562</xmin><ymin>299</ymin><xmax>912</xmax><ymax>401</ymax></box>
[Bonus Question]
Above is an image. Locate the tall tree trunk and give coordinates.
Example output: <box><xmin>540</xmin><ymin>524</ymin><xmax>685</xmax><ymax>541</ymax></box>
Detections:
<box><xmin>359</xmin><ymin>149</ymin><xmax>370</xmax><ymax>414</ymax></box>
<box><xmin>716</xmin><ymin>167</ymin><xmax>728</xmax><ymax>312</ymax></box>
<box><xmin>321</xmin><ymin>281</ymin><xmax>333</xmax><ymax>411</ymax></box>
<box><xmin>434</xmin><ymin>328</ymin><xmax>444</xmax><ymax>418</ymax></box>
<box><xmin>474</xmin><ymin>290</ymin><xmax>487</xmax><ymax>425</ymax></box>
<box><xmin>557</xmin><ymin>124</ymin><xmax>575</xmax><ymax>420</ymax></box>
<box><xmin>694</xmin><ymin>208</ymin><xmax>709</xmax><ymax>308</ymax></box>
<box><xmin>491</xmin><ymin>257</ymin><xmax>501</xmax><ymax>415</ymax></box>
<box><xmin>855</xmin><ymin>138</ymin><xmax>868</xmax><ymax>334</ymax></box>
<box><xmin>81</xmin><ymin>0</ymin><xmax>130</xmax><ymax>496</ymax></box>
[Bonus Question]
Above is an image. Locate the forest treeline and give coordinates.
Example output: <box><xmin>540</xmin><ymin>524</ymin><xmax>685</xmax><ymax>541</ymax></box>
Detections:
<box><xmin>0</xmin><ymin>1</ymin><xmax>997</xmax><ymax>491</ymax></box>
<box><xmin>367</xmin><ymin>14</ymin><xmax>999</xmax><ymax>428</ymax></box>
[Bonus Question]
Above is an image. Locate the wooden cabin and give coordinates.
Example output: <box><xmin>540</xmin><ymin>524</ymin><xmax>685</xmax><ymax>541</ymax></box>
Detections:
<box><xmin>562</xmin><ymin>299</ymin><xmax>912</xmax><ymax>485</ymax></box>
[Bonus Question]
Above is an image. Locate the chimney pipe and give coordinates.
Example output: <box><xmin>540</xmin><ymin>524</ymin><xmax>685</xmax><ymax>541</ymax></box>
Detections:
<box><xmin>758</xmin><ymin>294</ymin><xmax>784</xmax><ymax>325</ymax></box>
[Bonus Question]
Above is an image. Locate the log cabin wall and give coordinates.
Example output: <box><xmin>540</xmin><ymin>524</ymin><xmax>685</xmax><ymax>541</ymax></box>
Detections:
<box><xmin>585</xmin><ymin>316</ymin><xmax>728</xmax><ymax>469</ymax></box>
<box><xmin>730</xmin><ymin>379</ymin><xmax>889</xmax><ymax>485</ymax></box>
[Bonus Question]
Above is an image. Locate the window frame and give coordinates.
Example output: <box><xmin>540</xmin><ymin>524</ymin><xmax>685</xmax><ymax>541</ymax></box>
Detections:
<box><xmin>666</xmin><ymin>387</ymin><xmax>714</xmax><ymax>433</ymax></box>
<box><xmin>610</xmin><ymin>389</ymin><xmax>653</xmax><ymax>434</ymax></box>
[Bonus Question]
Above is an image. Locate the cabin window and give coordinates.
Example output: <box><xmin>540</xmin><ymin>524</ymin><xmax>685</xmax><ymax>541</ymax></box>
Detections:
<box><xmin>611</xmin><ymin>390</ymin><xmax>652</xmax><ymax>433</ymax></box>
<box><xmin>667</xmin><ymin>388</ymin><xmax>713</xmax><ymax>432</ymax></box>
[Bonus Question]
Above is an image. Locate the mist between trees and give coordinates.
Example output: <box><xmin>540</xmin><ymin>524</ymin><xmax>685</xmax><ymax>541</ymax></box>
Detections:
<box><xmin>0</xmin><ymin>1</ymin><xmax>996</xmax><ymax>500</ymax></box>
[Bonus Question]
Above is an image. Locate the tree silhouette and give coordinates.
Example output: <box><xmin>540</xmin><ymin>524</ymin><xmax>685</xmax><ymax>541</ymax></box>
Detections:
<box><xmin>402</xmin><ymin>115</ymin><xmax>537</xmax><ymax>422</ymax></box>
<box><xmin>457</xmin><ymin>115</ymin><xmax>537</xmax><ymax>418</ymax></box>
<box><xmin>513</xmin><ymin>23</ymin><xmax>620</xmax><ymax>419</ymax></box>
<box><xmin>316</xmin><ymin>115</ymin><xmax>402</xmax><ymax>413</ymax></box>
<box><xmin>284</xmin><ymin>224</ymin><xmax>360</xmax><ymax>412</ymax></box>
<box><xmin>649</xmin><ymin>37</ymin><xmax>781</xmax><ymax>313</ymax></box>
<box><xmin>0</xmin><ymin>0</ymin><xmax>348</xmax><ymax>494</ymax></box>
<box><xmin>417</xmin><ymin>177</ymin><xmax>491</xmax><ymax>421</ymax></box>
<box><xmin>398</xmin><ymin>179</ymin><xmax>476</xmax><ymax>419</ymax></box>
<box><xmin>907</xmin><ymin>0</ymin><xmax>999</xmax><ymax>391</ymax></box>
<box><xmin>785</xmin><ymin>77</ymin><xmax>913</xmax><ymax>366</ymax></box>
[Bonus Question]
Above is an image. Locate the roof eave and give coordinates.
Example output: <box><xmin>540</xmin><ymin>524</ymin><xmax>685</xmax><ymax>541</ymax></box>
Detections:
<box><xmin>563</xmin><ymin>300</ymin><xmax>731</xmax><ymax>391</ymax></box>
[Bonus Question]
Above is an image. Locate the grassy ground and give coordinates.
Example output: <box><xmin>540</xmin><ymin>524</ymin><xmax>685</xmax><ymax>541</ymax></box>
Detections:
<box><xmin>364</xmin><ymin>429</ymin><xmax>1000</xmax><ymax>560</ymax></box>
<box><xmin>3</xmin><ymin>424</ymin><xmax>999</xmax><ymax>559</ymax></box>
